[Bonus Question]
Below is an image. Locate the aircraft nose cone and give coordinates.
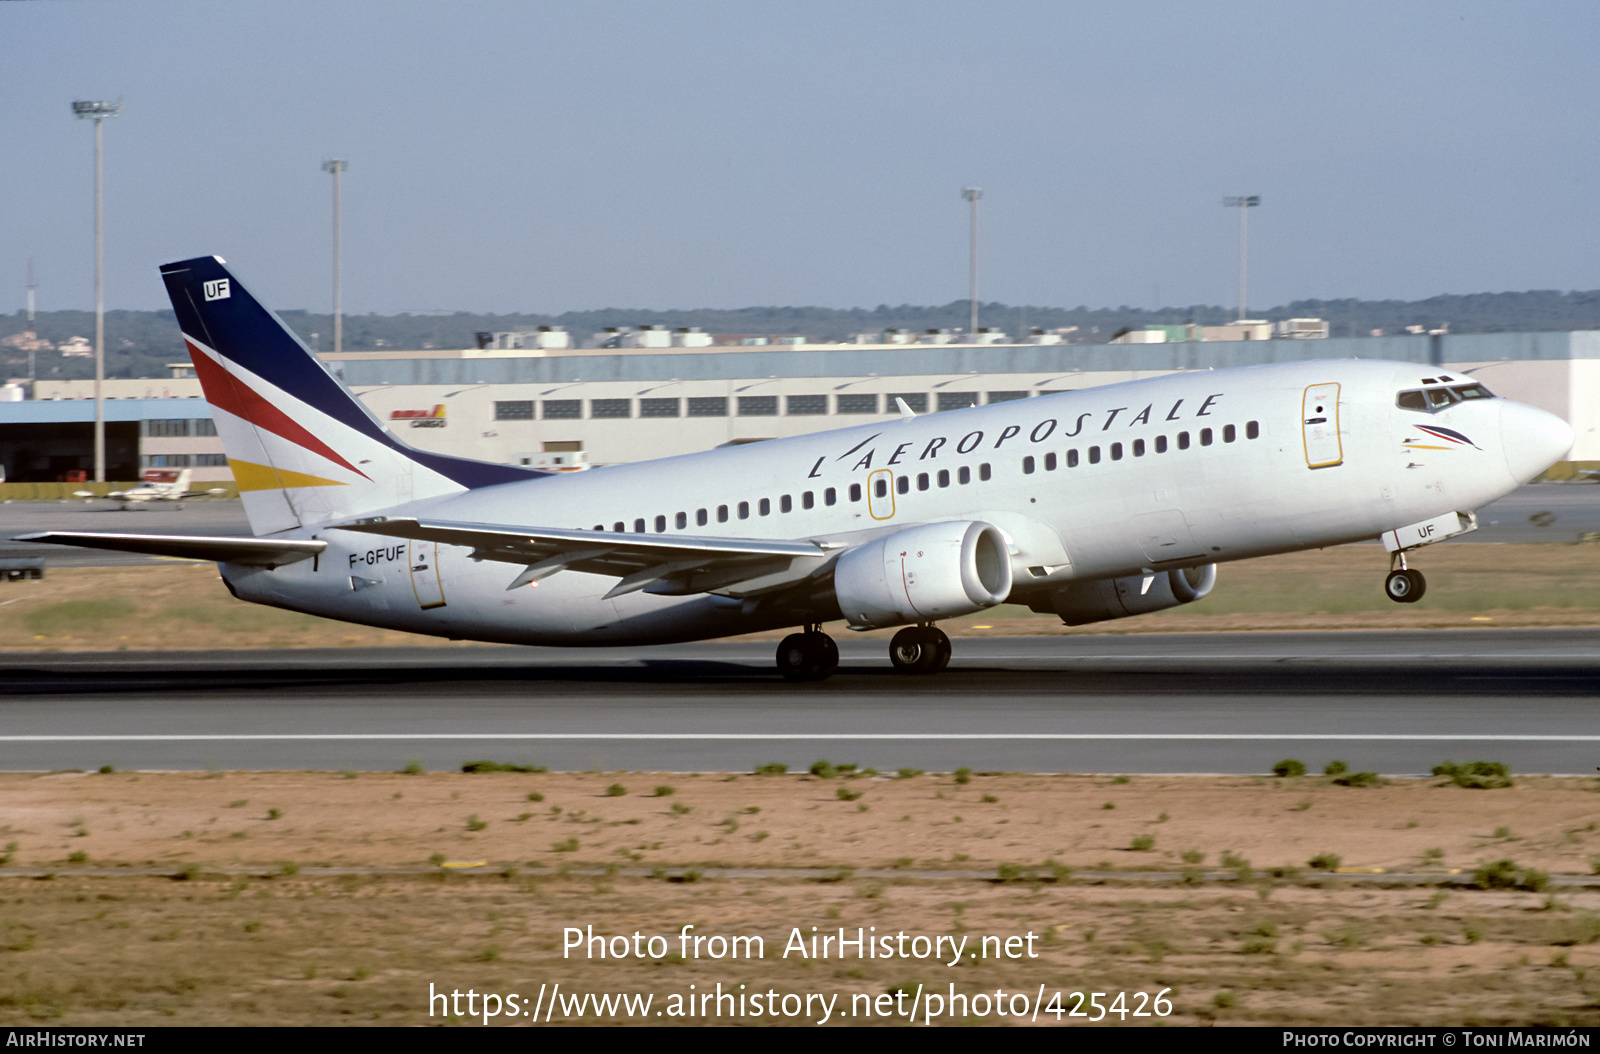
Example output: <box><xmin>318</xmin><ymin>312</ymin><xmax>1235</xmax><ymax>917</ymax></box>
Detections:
<box><xmin>1500</xmin><ymin>399</ymin><xmax>1574</xmax><ymax>484</ymax></box>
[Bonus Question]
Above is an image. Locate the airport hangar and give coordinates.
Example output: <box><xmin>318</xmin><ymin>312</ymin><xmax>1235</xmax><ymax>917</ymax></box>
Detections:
<box><xmin>2</xmin><ymin>329</ymin><xmax>1597</xmax><ymax>488</ymax></box>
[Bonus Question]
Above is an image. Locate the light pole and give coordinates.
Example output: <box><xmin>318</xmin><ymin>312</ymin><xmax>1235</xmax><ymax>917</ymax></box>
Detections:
<box><xmin>962</xmin><ymin>187</ymin><xmax>982</xmax><ymax>337</ymax></box>
<box><xmin>73</xmin><ymin>100</ymin><xmax>120</xmax><ymax>483</ymax></box>
<box><xmin>323</xmin><ymin>159</ymin><xmax>348</xmax><ymax>355</ymax></box>
<box><xmin>1222</xmin><ymin>195</ymin><xmax>1260</xmax><ymax>323</ymax></box>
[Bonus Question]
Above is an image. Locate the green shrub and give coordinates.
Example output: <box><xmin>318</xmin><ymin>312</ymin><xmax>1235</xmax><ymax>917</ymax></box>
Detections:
<box><xmin>1546</xmin><ymin>913</ymin><xmax>1600</xmax><ymax>947</ymax></box>
<box><xmin>1309</xmin><ymin>852</ymin><xmax>1342</xmax><ymax>871</ymax></box>
<box><xmin>753</xmin><ymin>762</ymin><xmax>788</xmax><ymax>776</ymax></box>
<box><xmin>954</xmin><ymin>767</ymin><xmax>972</xmax><ymax>785</ymax></box>
<box><xmin>97</xmin><ymin>765</ymin><xmax>115</xmax><ymax>775</ymax></box>
<box><xmin>653</xmin><ymin>785</ymin><xmax>675</xmax><ymax>797</ymax></box>
<box><xmin>1130</xmin><ymin>834</ymin><xmax>1155</xmax><ymax>852</ymax></box>
<box><xmin>527</xmin><ymin>791</ymin><xmax>544</xmax><ymax>802</ymax></box>
<box><xmin>670</xmin><ymin>802</ymin><xmax>691</xmax><ymax>815</ymax></box>
<box><xmin>401</xmin><ymin>758</ymin><xmax>423</xmax><ymax>775</ymax></box>
<box><xmin>552</xmin><ymin>838</ymin><xmax>579</xmax><ymax>853</ymax></box>
<box><xmin>466</xmin><ymin>815</ymin><xmax>487</xmax><ymax>831</ymax></box>
<box><xmin>836</xmin><ymin>787</ymin><xmax>863</xmax><ymax>802</ymax></box>
<box><xmin>1331</xmin><ymin>771</ymin><xmax>1381</xmax><ymax>787</ymax></box>
<box><xmin>1240</xmin><ymin>937</ymin><xmax>1276</xmax><ymax>955</ymax></box>
<box><xmin>1474</xmin><ymin>858</ymin><xmax>1548</xmax><ymax>891</ymax></box>
<box><xmin>604</xmin><ymin>783</ymin><xmax>626</xmax><ymax>797</ymax></box>
<box><xmin>1323</xmin><ymin>760</ymin><xmax>1348</xmax><ymax>777</ymax></box>
<box><xmin>896</xmin><ymin>768</ymin><xmax>924</xmax><ymax>780</ymax></box>
<box><xmin>1432</xmin><ymin>760</ymin><xmax>1514</xmax><ymax>789</ymax></box>
<box><xmin>1181</xmin><ymin>849</ymin><xmax>1205</xmax><ymax>864</ymax></box>
<box><xmin>266</xmin><ymin>808</ymin><xmax>282</xmax><ymax>821</ymax></box>
<box><xmin>809</xmin><ymin>759</ymin><xmax>837</xmax><ymax>779</ymax></box>
<box><xmin>981</xmin><ymin>793</ymin><xmax>999</xmax><ymax>804</ymax></box>
<box><xmin>460</xmin><ymin>760</ymin><xmax>545</xmax><ymax>773</ymax></box>
<box><xmin>1272</xmin><ymin>758</ymin><xmax>1306</xmax><ymax>778</ymax></box>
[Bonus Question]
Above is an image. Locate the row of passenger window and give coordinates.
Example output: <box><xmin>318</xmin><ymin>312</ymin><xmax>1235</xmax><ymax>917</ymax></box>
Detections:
<box><xmin>495</xmin><ymin>390</ymin><xmax>1049</xmax><ymax>421</ymax></box>
<box><xmin>1020</xmin><ymin>421</ymin><xmax>1260</xmax><ymax>472</ymax></box>
<box><xmin>592</xmin><ymin>464</ymin><xmax>998</xmax><ymax>533</ymax></box>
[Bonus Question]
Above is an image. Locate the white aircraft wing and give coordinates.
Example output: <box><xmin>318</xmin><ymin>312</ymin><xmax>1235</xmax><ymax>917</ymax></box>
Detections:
<box><xmin>14</xmin><ymin>532</ymin><xmax>325</xmax><ymax>568</ymax></box>
<box><xmin>334</xmin><ymin>515</ymin><xmax>831</xmax><ymax>599</ymax></box>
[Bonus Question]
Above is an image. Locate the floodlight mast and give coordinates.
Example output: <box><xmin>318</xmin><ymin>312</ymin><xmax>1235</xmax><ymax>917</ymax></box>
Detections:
<box><xmin>962</xmin><ymin>187</ymin><xmax>982</xmax><ymax>337</ymax></box>
<box><xmin>323</xmin><ymin>159</ymin><xmax>349</xmax><ymax>355</ymax></box>
<box><xmin>73</xmin><ymin>100</ymin><xmax>120</xmax><ymax>484</ymax></box>
<box><xmin>1222</xmin><ymin>195</ymin><xmax>1260</xmax><ymax>324</ymax></box>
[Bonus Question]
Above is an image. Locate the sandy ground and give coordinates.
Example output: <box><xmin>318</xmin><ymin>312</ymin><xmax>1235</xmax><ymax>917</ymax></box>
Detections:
<box><xmin>2</xmin><ymin>542</ymin><xmax>1600</xmax><ymax>652</ymax></box>
<box><xmin>4</xmin><ymin>771</ymin><xmax>1600</xmax><ymax>1026</ymax></box>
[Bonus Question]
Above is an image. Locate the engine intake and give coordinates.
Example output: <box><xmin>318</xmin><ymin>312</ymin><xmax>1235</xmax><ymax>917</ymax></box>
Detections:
<box><xmin>834</xmin><ymin>520</ymin><xmax>1012</xmax><ymax>629</ymax></box>
<box><xmin>1030</xmin><ymin>564</ymin><xmax>1216</xmax><ymax>626</ymax></box>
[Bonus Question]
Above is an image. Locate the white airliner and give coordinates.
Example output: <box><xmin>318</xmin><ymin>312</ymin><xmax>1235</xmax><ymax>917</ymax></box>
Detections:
<box><xmin>74</xmin><ymin>467</ymin><xmax>226</xmax><ymax>510</ymax></box>
<box><xmin>18</xmin><ymin>258</ymin><xmax>1574</xmax><ymax>679</ymax></box>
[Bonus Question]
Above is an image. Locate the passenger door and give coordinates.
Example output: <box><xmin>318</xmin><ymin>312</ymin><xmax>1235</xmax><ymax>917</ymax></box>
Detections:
<box><xmin>1302</xmin><ymin>383</ymin><xmax>1343</xmax><ymax>468</ymax></box>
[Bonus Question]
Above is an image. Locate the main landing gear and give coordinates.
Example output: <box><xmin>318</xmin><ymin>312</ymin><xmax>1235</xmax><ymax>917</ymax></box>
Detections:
<box><xmin>775</xmin><ymin>623</ymin><xmax>955</xmax><ymax>680</ymax></box>
<box><xmin>1384</xmin><ymin>551</ymin><xmax>1427</xmax><ymax>604</ymax></box>
<box><xmin>775</xmin><ymin>626</ymin><xmax>839</xmax><ymax>682</ymax></box>
<box><xmin>889</xmin><ymin>624</ymin><xmax>951</xmax><ymax>675</ymax></box>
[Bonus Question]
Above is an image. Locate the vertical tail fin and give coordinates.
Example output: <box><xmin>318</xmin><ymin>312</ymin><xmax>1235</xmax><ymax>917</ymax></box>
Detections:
<box><xmin>159</xmin><ymin>256</ymin><xmax>543</xmax><ymax>534</ymax></box>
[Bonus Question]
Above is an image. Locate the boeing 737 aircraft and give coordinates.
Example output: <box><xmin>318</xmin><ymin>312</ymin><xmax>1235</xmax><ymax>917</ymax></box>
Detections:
<box><xmin>18</xmin><ymin>258</ymin><xmax>1575</xmax><ymax>680</ymax></box>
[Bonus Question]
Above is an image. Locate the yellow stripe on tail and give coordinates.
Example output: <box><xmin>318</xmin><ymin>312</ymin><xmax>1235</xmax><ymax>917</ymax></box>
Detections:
<box><xmin>229</xmin><ymin>459</ymin><xmax>348</xmax><ymax>493</ymax></box>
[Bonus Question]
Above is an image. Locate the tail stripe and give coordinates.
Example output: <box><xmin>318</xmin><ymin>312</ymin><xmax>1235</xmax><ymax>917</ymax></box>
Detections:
<box><xmin>187</xmin><ymin>339</ymin><xmax>370</xmax><ymax>480</ymax></box>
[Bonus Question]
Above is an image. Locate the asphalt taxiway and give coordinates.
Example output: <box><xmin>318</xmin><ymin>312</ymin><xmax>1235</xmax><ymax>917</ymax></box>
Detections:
<box><xmin>2</xmin><ymin>630</ymin><xmax>1595</xmax><ymax>775</ymax></box>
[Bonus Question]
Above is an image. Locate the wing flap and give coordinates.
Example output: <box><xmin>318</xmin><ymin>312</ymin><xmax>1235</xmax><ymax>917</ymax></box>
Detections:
<box><xmin>13</xmin><ymin>532</ymin><xmax>325</xmax><ymax>568</ymax></box>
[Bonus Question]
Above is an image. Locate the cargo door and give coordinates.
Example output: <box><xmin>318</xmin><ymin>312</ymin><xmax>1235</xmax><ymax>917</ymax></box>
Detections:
<box><xmin>1302</xmin><ymin>383</ymin><xmax>1343</xmax><ymax>468</ymax></box>
<box><xmin>867</xmin><ymin>469</ymin><xmax>896</xmax><ymax>520</ymax></box>
<box><xmin>408</xmin><ymin>539</ymin><xmax>446</xmax><ymax>610</ymax></box>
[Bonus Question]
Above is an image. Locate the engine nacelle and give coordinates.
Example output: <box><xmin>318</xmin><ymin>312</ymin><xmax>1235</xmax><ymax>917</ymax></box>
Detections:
<box><xmin>1030</xmin><ymin>564</ymin><xmax>1216</xmax><ymax>626</ymax></box>
<box><xmin>834</xmin><ymin>520</ymin><xmax>1012</xmax><ymax>629</ymax></box>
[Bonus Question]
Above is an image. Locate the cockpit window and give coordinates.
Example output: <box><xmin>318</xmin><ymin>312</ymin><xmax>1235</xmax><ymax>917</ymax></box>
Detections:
<box><xmin>1398</xmin><ymin>383</ymin><xmax>1495</xmax><ymax>413</ymax></box>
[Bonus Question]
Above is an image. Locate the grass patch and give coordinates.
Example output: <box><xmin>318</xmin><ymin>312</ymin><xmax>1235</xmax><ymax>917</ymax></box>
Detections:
<box><xmin>25</xmin><ymin>598</ymin><xmax>136</xmax><ymax>635</ymax></box>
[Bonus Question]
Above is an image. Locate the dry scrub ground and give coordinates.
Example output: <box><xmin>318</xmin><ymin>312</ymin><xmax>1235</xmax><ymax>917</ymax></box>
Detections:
<box><xmin>4</xmin><ymin>771</ymin><xmax>1600</xmax><ymax>1026</ymax></box>
<box><xmin>2</xmin><ymin>542</ymin><xmax>1600</xmax><ymax>652</ymax></box>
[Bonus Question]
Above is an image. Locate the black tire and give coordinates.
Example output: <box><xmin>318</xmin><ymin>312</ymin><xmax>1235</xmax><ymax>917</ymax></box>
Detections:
<box><xmin>808</xmin><ymin>632</ymin><xmax>839</xmax><ymax>680</ymax></box>
<box><xmin>889</xmin><ymin>627</ymin><xmax>939</xmax><ymax>674</ymax></box>
<box><xmin>929</xmin><ymin>628</ymin><xmax>952</xmax><ymax>672</ymax></box>
<box><xmin>1385</xmin><ymin>569</ymin><xmax>1426</xmax><ymax>604</ymax></box>
<box><xmin>776</xmin><ymin>633</ymin><xmax>819</xmax><ymax>682</ymax></box>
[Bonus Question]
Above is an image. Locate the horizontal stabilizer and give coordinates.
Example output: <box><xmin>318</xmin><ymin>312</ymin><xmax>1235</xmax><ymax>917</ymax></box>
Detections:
<box><xmin>333</xmin><ymin>516</ymin><xmax>826</xmax><ymax>596</ymax></box>
<box><xmin>13</xmin><ymin>532</ymin><xmax>325</xmax><ymax>568</ymax></box>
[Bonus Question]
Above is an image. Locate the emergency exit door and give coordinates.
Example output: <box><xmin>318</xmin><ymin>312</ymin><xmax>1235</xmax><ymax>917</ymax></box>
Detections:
<box><xmin>1301</xmin><ymin>383</ymin><xmax>1343</xmax><ymax>468</ymax></box>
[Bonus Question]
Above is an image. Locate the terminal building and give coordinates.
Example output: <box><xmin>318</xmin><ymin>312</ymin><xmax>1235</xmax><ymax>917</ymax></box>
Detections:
<box><xmin>2</xmin><ymin>331</ymin><xmax>1597</xmax><ymax>486</ymax></box>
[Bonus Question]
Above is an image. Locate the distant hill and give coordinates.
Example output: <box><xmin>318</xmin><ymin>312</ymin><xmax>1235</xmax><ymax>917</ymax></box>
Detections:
<box><xmin>6</xmin><ymin>288</ymin><xmax>1600</xmax><ymax>381</ymax></box>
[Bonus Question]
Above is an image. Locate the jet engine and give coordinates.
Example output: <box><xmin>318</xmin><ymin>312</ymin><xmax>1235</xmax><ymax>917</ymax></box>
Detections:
<box><xmin>834</xmin><ymin>520</ymin><xmax>1012</xmax><ymax>629</ymax></box>
<box><xmin>1029</xmin><ymin>564</ymin><xmax>1216</xmax><ymax>626</ymax></box>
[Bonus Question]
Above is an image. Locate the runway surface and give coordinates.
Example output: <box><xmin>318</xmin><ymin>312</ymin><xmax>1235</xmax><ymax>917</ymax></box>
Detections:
<box><xmin>1</xmin><ymin>481</ymin><xmax>1597</xmax><ymax>568</ymax></box>
<box><xmin>3</xmin><ymin>630</ymin><xmax>1596</xmax><ymax>775</ymax></box>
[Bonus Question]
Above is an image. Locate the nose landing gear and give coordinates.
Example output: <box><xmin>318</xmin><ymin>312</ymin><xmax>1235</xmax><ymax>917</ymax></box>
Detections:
<box><xmin>776</xmin><ymin>626</ymin><xmax>839</xmax><ymax>682</ymax></box>
<box><xmin>889</xmin><ymin>624</ymin><xmax>952</xmax><ymax>674</ymax></box>
<box><xmin>1384</xmin><ymin>552</ymin><xmax>1427</xmax><ymax>603</ymax></box>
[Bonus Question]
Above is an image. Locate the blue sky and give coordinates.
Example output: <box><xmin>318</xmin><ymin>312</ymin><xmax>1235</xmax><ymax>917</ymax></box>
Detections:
<box><xmin>4</xmin><ymin>0</ymin><xmax>1598</xmax><ymax>315</ymax></box>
